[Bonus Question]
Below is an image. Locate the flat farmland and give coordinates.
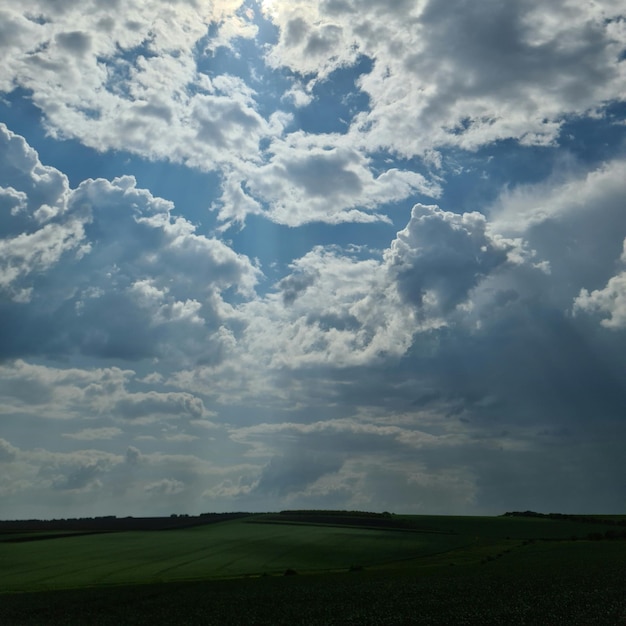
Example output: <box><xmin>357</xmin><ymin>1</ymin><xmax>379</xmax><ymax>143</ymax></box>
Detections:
<box><xmin>1</xmin><ymin>512</ymin><xmax>625</xmax><ymax>624</ymax></box>
<box><xmin>0</xmin><ymin>516</ymin><xmax>468</xmax><ymax>592</ymax></box>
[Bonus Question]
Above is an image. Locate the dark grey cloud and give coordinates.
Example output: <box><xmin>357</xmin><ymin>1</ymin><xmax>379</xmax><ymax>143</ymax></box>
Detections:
<box><xmin>321</xmin><ymin>0</ymin><xmax>352</xmax><ymax>16</ymax></box>
<box><xmin>54</xmin><ymin>460</ymin><xmax>104</xmax><ymax>491</ymax></box>
<box><xmin>387</xmin><ymin>204</ymin><xmax>513</xmax><ymax>315</ymax></box>
<box><xmin>470</xmin><ymin>441</ymin><xmax>626</xmax><ymax>514</ymax></box>
<box><xmin>278</xmin><ymin>270</ymin><xmax>318</xmax><ymax>304</ymax></box>
<box><xmin>284</xmin><ymin>17</ymin><xmax>309</xmax><ymax>47</ymax></box>
<box><xmin>414</xmin><ymin>0</ymin><xmax>618</xmax><ymax>108</ymax></box>
<box><xmin>322</xmin><ymin>0</ymin><xmax>414</xmax><ymax>14</ymax></box>
<box><xmin>421</xmin><ymin>307</ymin><xmax>626</xmax><ymax>431</ymax></box>
<box><xmin>284</xmin><ymin>152</ymin><xmax>364</xmax><ymax>198</ymax></box>
<box><xmin>125</xmin><ymin>446</ymin><xmax>141</xmax><ymax>465</ymax></box>
<box><xmin>55</xmin><ymin>31</ymin><xmax>92</xmax><ymax>55</ymax></box>
<box><xmin>304</xmin><ymin>25</ymin><xmax>343</xmax><ymax>57</ymax></box>
<box><xmin>525</xmin><ymin>197</ymin><xmax>625</xmax><ymax>300</ymax></box>
<box><xmin>38</xmin><ymin>0</ymin><xmax>85</xmax><ymax>16</ymax></box>
<box><xmin>254</xmin><ymin>451</ymin><xmax>343</xmax><ymax>497</ymax></box>
<box><xmin>134</xmin><ymin>101</ymin><xmax>174</xmax><ymax>122</ymax></box>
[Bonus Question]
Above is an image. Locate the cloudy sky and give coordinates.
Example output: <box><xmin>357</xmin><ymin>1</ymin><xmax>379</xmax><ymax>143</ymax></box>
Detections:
<box><xmin>1</xmin><ymin>0</ymin><xmax>625</xmax><ymax>519</ymax></box>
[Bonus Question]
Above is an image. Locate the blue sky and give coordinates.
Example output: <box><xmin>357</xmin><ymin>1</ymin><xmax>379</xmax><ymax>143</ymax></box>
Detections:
<box><xmin>1</xmin><ymin>0</ymin><xmax>626</xmax><ymax>518</ymax></box>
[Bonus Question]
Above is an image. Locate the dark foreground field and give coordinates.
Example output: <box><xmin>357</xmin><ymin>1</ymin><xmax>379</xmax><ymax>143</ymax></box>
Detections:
<box><xmin>1</xmin><ymin>511</ymin><xmax>625</xmax><ymax>625</ymax></box>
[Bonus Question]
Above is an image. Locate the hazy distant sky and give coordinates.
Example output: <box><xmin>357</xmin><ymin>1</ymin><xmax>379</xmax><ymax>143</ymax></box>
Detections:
<box><xmin>1</xmin><ymin>0</ymin><xmax>625</xmax><ymax>519</ymax></box>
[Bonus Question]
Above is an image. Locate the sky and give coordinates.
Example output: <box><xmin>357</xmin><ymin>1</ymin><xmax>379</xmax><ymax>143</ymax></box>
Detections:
<box><xmin>1</xmin><ymin>0</ymin><xmax>626</xmax><ymax>519</ymax></box>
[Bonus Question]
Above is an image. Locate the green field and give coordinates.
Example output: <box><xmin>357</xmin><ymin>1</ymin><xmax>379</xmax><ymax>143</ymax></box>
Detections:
<box><xmin>1</xmin><ymin>512</ymin><xmax>625</xmax><ymax>624</ymax></box>
<box><xmin>0</xmin><ymin>516</ymin><xmax>469</xmax><ymax>591</ymax></box>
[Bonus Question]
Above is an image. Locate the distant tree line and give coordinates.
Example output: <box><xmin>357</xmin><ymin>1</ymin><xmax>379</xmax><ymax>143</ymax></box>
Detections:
<box><xmin>502</xmin><ymin>510</ymin><xmax>626</xmax><ymax>525</ymax></box>
<box><xmin>0</xmin><ymin>512</ymin><xmax>251</xmax><ymax>534</ymax></box>
<box><xmin>502</xmin><ymin>510</ymin><xmax>626</xmax><ymax>540</ymax></box>
<box><xmin>279</xmin><ymin>509</ymin><xmax>394</xmax><ymax>518</ymax></box>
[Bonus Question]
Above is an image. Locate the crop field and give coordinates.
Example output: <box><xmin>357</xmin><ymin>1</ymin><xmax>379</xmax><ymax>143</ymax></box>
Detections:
<box><xmin>0</xmin><ymin>517</ymin><xmax>472</xmax><ymax>592</ymax></box>
<box><xmin>1</xmin><ymin>512</ymin><xmax>625</xmax><ymax>624</ymax></box>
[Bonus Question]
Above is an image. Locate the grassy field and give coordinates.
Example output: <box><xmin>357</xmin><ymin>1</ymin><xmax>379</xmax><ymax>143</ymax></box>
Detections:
<box><xmin>0</xmin><ymin>516</ymin><xmax>473</xmax><ymax>591</ymax></box>
<box><xmin>1</xmin><ymin>512</ymin><xmax>625</xmax><ymax>624</ymax></box>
